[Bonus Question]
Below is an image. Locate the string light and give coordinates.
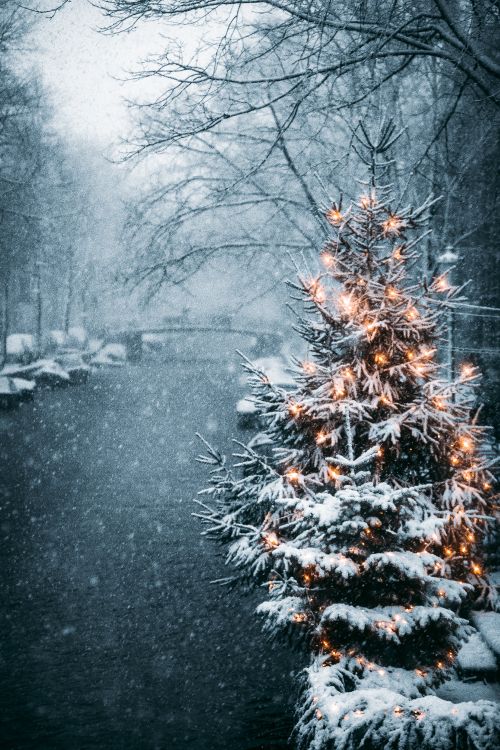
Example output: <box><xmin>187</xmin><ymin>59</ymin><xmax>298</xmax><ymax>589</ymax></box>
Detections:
<box><xmin>382</xmin><ymin>215</ymin><xmax>403</xmax><ymax>235</ymax></box>
<box><xmin>289</xmin><ymin>401</ymin><xmax>303</xmax><ymax>417</ymax></box>
<box><xmin>320</xmin><ymin>250</ymin><xmax>335</xmax><ymax>268</ymax></box>
<box><xmin>316</xmin><ymin>430</ymin><xmax>329</xmax><ymax>446</ymax></box>
<box><xmin>374</xmin><ymin>352</ymin><xmax>388</xmax><ymax>366</ymax></box>
<box><xmin>302</xmin><ymin>361</ymin><xmax>316</xmax><ymax>375</ymax></box>
<box><xmin>459</xmin><ymin>436</ymin><xmax>474</xmax><ymax>452</ymax></box>
<box><xmin>309</xmin><ymin>279</ymin><xmax>327</xmax><ymax>305</ymax></box>
<box><xmin>406</xmin><ymin>349</ymin><xmax>415</xmax><ymax>361</ymax></box>
<box><xmin>263</xmin><ymin>531</ymin><xmax>280</xmax><ymax>549</ymax></box>
<box><xmin>327</xmin><ymin>466</ymin><xmax>342</xmax><ymax>482</ymax></box>
<box><xmin>450</xmin><ymin>455</ymin><xmax>460</xmax><ymax>467</ymax></box>
<box><xmin>433</xmin><ymin>397</ymin><xmax>446</xmax><ymax>410</ymax></box>
<box><xmin>435</xmin><ymin>275</ymin><xmax>450</xmax><ymax>292</ymax></box>
<box><xmin>393</xmin><ymin>246</ymin><xmax>404</xmax><ymax>261</ymax></box>
<box><xmin>326</xmin><ymin>207</ymin><xmax>343</xmax><ymax>225</ymax></box>
<box><xmin>471</xmin><ymin>562</ymin><xmax>482</xmax><ymax>575</ymax></box>
<box><xmin>405</xmin><ymin>307</ymin><xmax>419</xmax><ymax>321</ymax></box>
<box><xmin>285</xmin><ymin>468</ymin><xmax>302</xmax><ymax>483</ymax></box>
<box><xmin>483</xmin><ymin>481</ymin><xmax>492</xmax><ymax>491</ymax></box>
<box><xmin>385</xmin><ymin>286</ymin><xmax>400</xmax><ymax>300</ymax></box>
<box><xmin>460</xmin><ymin>363</ymin><xmax>476</xmax><ymax>379</ymax></box>
<box><xmin>341</xmin><ymin>367</ymin><xmax>355</xmax><ymax>380</ymax></box>
<box><xmin>292</xmin><ymin>612</ymin><xmax>308</xmax><ymax>623</ymax></box>
<box><xmin>338</xmin><ymin>292</ymin><xmax>356</xmax><ymax>315</ymax></box>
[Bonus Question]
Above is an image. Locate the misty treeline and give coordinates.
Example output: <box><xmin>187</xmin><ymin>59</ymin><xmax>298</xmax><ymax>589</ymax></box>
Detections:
<box><xmin>97</xmin><ymin>0</ymin><xmax>499</xmax><ymax>414</ymax></box>
<box><xmin>0</xmin><ymin>2</ymin><xmax>110</xmax><ymax>364</ymax></box>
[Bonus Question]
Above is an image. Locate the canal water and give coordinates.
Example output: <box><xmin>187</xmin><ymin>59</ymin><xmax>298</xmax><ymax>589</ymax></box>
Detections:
<box><xmin>0</xmin><ymin>350</ymin><xmax>299</xmax><ymax>749</ymax></box>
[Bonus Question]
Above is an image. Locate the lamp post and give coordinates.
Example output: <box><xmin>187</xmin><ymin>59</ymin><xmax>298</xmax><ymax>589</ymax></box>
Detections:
<box><xmin>437</xmin><ymin>244</ymin><xmax>459</xmax><ymax>381</ymax></box>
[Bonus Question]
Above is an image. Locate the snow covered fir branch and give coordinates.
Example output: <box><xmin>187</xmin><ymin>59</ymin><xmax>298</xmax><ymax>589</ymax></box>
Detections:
<box><xmin>195</xmin><ymin>184</ymin><xmax>499</xmax><ymax>749</ymax></box>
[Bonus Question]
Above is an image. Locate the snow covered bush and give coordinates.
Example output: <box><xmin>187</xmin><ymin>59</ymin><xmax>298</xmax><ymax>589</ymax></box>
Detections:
<box><xmin>196</xmin><ymin>184</ymin><xmax>499</xmax><ymax>749</ymax></box>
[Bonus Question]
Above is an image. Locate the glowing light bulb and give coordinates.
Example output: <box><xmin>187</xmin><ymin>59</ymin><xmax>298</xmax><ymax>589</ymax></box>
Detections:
<box><xmin>405</xmin><ymin>307</ymin><xmax>419</xmax><ymax>321</ymax></box>
<box><xmin>316</xmin><ymin>430</ymin><xmax>329</xmax><ymax>446</ymax></box>
<box><xmin>382</xmin><ymin>215</ymin><xmax>403</xmax><ymax>235</ymax></box>
<box><xmin>460</xmin><ymin>363</ymin><xmax>476</xmax><ymax>379</ymax></box>
<box><xmin>374</xmin><ymin>352</ymin><xmax>388</xmax><ymax>366</ymax></box>
<box><xmin>450</xmin><ymin>455</ymin><xmax>460</xmax><ymax>467</ymax></box>
<box><xmin>471</xmin><ymin>562</ymin><xmax>482</xmax><ymax>575</ymax></box>
<box><xmin>459</xmin><ymin>436</ymin><xmax>474</xmax><ymax>452</ymax></box>
<box><xmin>326</xmin><ymin>207</ymin><xmax>343</xmax><ymax>225</ymax></box>
<box><xmin>289</xmin><ymin>401</ymin><xmax>303</xmax><ymax>417</ymax></box>
<box><xmin>393</xmin><ymin>706</ymin><xmax>404</xmax><ymax>716</ymax></box>
<box><xmin>341</xmin><ymin>367</ymin><xmax>355</xmax><ymax>380</ymax></box>
<box><xmin>406</xmin><ymin>349</ymin><xmax>415</xmax><ymax>361</ymax></box>
<box><xmin>435</xmin><ymin>275</ymin><xmax>450</xmax><ymax>292</ymax></box>
<box><xmin>338</xmin><ymin>292</ymin><xmax>355</xmax><ymax>315</ymax></box>
<box><xmin>385</xmin><ymin>286</ymin><xmax>400</xmax><ymax>300</ymax></box>
<box><xmin>286</xmin><ymin>468</ymin><xmax>302</xmax><ymax>483</ymax></box>
<box><xmin>444</xmin><ymin>547</ymin><xmax>453</xmax><ymax>557</ymax></box>
<box><xmin>320</xmin><ymin>250</ymin><xmax>335</xmax><ymax>268</ymax></box>
<box><xmin>327</xmin><ymin>466</ymin><xmax>342</xmax><ymax>482</ymax></box>
<box><xmin>433</xmin><ymin>397</ymin><xmax>446</xmax><ymax>410</ymax></box>
<box><xmin>263</xmin><ymin>531</ymin><xmax>279</xmax><ymax>549</ymax></box>
<box><xmin>302</xmin><ymin>360</ymin><xmax>316</xmax><ymax>375</ymax></box>
<box><xmin>292</xmin><ymin>612</ymin><xmax>308</xmax><ymax>623</ymax></box>
<box><xmin>483</xmin><ymin>482</ymin><xmax>492</xmax><ymax>491</ymax></box>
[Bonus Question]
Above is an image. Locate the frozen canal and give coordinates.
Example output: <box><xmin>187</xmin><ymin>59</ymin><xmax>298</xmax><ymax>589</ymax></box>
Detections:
<box><xmin>0</xmin><ymin>351</ymin><xmax>297</xmax><ymax>749</ymax></box>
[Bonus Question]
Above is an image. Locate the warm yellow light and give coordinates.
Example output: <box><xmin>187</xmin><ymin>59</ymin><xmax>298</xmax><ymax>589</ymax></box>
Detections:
<box><xmin>341</xmin><ymin>367</ymin><xmax>355</xmax><ymax>380</ymax></box>
<box><xmin>320</xmin><ymin>250</ymin><xmax>335</xmax><ymax>268</ymax></box>
<box><xmin>471</xmin><ymin>562</ymin><xmax>482</xmax><ymax>575</ymax></box>
<box><xmin>285</xmin><ymin>468</ymin><xmax>302</xmax><ymax>483</ymax></box>
<box><xmin>382</xmin><ymin>215</ymin><xmax>403</xmax><ymax>235</ymax></box>
<box><xmin>433</xmin><ymin>397</ymin><xmax>446</xmax><ymax>410</ymax></box>
<box><xmin>302</xmin><ymin>360</ymin><xmax>316</xmax><ymax>375</ymax></box>
<box><xmin>332</xmin><ymin>382</ymin><xmax>346</xmax><ymax>399</ymax></box>
<box><xmin>393</xmin><ymin>246</ymin><xmax>404</xmax><ymax>261</ymax></box>
<box><xmin>359</xmin><ymin>195</ymin><xmax>374</xmax><ymax>209</ymax></box>
<box><xmin>385</xmin><ymin>286</ymin><xmax>400</xmax><ymax>300</ymax></box>
<box><xmin>292</xmin><ymin>612</ymin><xmax>308</xmax><ymax>623</ymax></box>
<box><xmin>460</xmin><ymin>363</ymin><xmax>476</xmax><ymax>379</ymax></box>
<box><xmin>436</xmin><ymin>661</ymin><xmax>444</xmax><ymax>669</ymax></box>
<box><xmin>374</xmin><ymin>352</ymin><xmax>388</xmax><ymax>366</ymax></box>
<box><xmin>449</xmin><ymin>455</ymin><xmax>460</xmax><ymax>467</ymax></box>
<box><xmin>263</xmin><ymin>531</ymin><xmax>279</xmax><ymax>549</ymax></box>
<box><xmin>405</xmin><ymin>307</ymin><xmax>419</xmax><ymax>321</ymax></box>
<box><xmin>338</xmin><ymin>292</ymin><xmax>355</xmax><ymax>315</ymax></box>
<box><xmin>459</xmin><ymin>436</ymin><xmax>474</xmax><ymax>452</ymax></box>
<box><xmin>327</xmin><ymin>466</ymin><xmax>342</xmax><ymax>482</ymax></box>
<box><xmin>483</xmin><ymin>482</ymin><xmax>492</xmax><ymax>491</ymax></box>
<box><xmin>326</xmin><ymin>207</ymin><xmax>343</xmax><ymax>225</ymax></box>
<box><xmin>393</xmin><ymin>706</ymin><xmax>404</xmax><ymax>716</ymax></box>
<box><xmin>444</xmin><ymin>547</ymin><xmax>453</xmax><ymax>557</ymax></box>
<box><xmin>289</xmin><ymin>401</ymin><xmax>303</xmax><ymax>417</ymax></box>
<box><xmin>316</xmin><ymin>430</ymin><xmax>329</xmax><ymax>446</ymax></box>
<box><xmin>415</xmin><ymin>669</ymin><xmax>426</xmax><ymax>678</ymax></box>
<box><xmin>460</xmin><ymin>544</ymin><xmax>468</xmax><ymax>554</ymax></box>
<box><xmin>435</xmin><ymin>275</ymin><xmax>450</xmax><ymax>292</ymax></box>
<box><xmin>467</xmin><ymin>532</ymin><xmax>475</xmax><ymax>542</ymax></box>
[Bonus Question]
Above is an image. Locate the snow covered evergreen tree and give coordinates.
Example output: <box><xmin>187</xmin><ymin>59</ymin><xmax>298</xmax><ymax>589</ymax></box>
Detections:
<box><xmin>196</xmin><ymin>169</ymin><xmax>499</xmax><ymax>748</ymax></box>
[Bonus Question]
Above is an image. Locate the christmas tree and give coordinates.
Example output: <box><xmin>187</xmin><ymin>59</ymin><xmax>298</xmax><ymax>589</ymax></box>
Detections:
<box><xmin>196</xmin><ymin>152</ymin><xmax>499</xmax><ymax>748</ymax></box>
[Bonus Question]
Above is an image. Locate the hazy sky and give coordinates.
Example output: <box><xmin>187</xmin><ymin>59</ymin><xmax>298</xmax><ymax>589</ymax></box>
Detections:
<box><xmin>27</xmin><ymin>2</ymin><xmax>166</xmax><ymax>149</ymax></box>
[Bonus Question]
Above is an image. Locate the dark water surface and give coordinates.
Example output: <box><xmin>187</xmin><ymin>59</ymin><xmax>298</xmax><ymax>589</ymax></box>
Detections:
<box><xmin>0</xmin><ymin>357</ymin><xmax>297</xmax><ymax>749</ymax></box>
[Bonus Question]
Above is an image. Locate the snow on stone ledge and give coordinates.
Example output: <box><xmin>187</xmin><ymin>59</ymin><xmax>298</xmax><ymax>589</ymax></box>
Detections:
<box><xmin>457</xmin><ymin>632</ymin><xmax>497</xmax><ymax>673</ymax></box>
<box><xmin>471</xmin><ymin>611</ymin><xmax>500</xmax><ymax>658</ymax></box>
